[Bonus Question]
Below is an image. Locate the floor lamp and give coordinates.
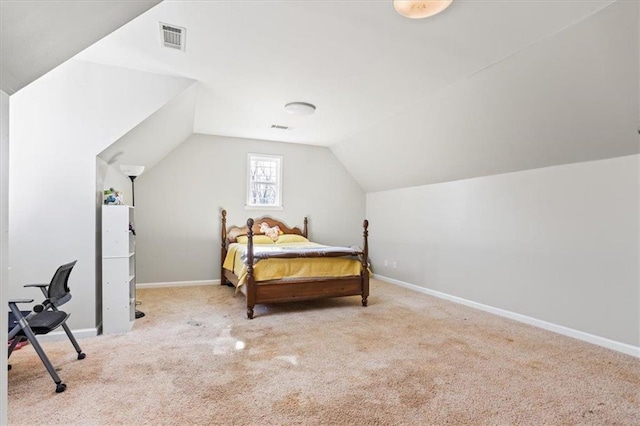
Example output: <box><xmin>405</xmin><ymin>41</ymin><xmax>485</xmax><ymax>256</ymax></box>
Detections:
<box><xmin>119</xmin><ymin>165</ymin><xmax>145</xmax><ymax>319</ymax></box>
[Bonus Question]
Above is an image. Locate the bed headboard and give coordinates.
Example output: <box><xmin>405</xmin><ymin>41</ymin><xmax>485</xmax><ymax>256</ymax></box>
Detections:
<box><xmin>221</xmin><ymin>209</ymin><xmax>308</xmax><ymax>244</ymax></box>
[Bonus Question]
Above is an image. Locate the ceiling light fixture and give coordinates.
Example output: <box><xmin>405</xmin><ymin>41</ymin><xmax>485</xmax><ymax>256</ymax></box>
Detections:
<box><xmin>284</xmin><ymin>102</ymin><xmax>316</xmax><ymax>116</ymax></box>
<box><xmin>393</xmin><ymin>0</ymin><xmax>453</xmax><ymax>19</ymax></box>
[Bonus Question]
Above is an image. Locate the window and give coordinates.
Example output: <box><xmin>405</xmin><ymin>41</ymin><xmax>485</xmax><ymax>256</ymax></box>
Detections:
<box><xmin>246</xmin><ymin>154</ymin><xmax>282</xmax><ymax>208</ymax></box>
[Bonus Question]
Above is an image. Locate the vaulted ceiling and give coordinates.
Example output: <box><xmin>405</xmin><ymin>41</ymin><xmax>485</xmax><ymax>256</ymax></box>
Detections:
<box><xmin>77</xmin><ymin>0</ymin><xmax>619</xmax><ymax>147</ymax></box>
<box><xmin>4</xmin><ymin>0</ymin><xmax>638</xmax><ymax>192</ymax></box>
<box><xmin>0</xmin><ymin>0</ymin><xmax>160</xmax><ymax>95</ymax></box>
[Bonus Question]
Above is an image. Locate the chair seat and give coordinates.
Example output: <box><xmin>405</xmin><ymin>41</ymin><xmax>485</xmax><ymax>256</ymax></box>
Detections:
<box><xmin>9</xmin><ymin>311</ymin><xmax>69</xmax><ymax>336</ymax></box>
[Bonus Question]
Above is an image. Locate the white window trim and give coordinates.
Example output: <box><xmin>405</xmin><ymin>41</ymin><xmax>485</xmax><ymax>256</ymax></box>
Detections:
<box><xmin>245</xmin><ymin>205</ymin><xmax>284</xmax><ymax>211</ymax></box>
<box><xmin>246</xmin><ymin>153</ymin><xmax>283</xmax><ymax>209</ymax></box>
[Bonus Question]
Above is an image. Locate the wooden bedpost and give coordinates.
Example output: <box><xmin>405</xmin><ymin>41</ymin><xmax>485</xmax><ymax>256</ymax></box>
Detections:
<box><xmin>221</xmin><ymin>209</ymin><xmax>227</xmax><ymax>285</ymax></box>
<box><xmin>246</xmin><ymin>218</ymin><xmax>256</xmax><ymax>319</ymax></box>
<box><xmin>303</xmin><ymin>217</ymin><xmax>308</xmax><ymax>238</ymax></box>
<box><xmin>361</xmin><ymin>219</ymin><xmax>369</xmax><ymax>307</ymax></box>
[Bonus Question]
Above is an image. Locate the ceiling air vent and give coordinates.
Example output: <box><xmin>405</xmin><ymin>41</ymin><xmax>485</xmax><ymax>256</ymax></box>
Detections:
<box><xmin>271</xmin><ymin>124</ymin><xmax>292</xmax><ymax>130</ymax></box>
<box><xmin>159</xmin><ymin>23</ymin><xmax>186</xmax><ymax>51</ymax></box>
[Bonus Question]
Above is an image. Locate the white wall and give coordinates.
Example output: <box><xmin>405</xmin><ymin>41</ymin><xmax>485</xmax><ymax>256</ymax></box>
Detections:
<box><xmin>1</xmin><ymin>89</ymin><xmax>9</xmax><ymax>426</ymax></box>
<box><xmin>368</xmin><ymin>155</ymin><xmax>639</xmax><ymax>347</ymax></box>
<box><xmin>135</xmin><ymin>134</ymin><xmax>366</xmax><ymax>284</ymax></box>
<box><xmin>9</xmin><ymin>60</ymin><xmax>194</xmax><ymax>331</ymax></box>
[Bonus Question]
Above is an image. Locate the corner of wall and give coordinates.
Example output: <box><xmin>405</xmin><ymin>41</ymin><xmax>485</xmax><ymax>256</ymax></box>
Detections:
<box><xmin>1</xmin><ymin>89</ymin><xmax>10</xmax><ymax>425</ymax></box>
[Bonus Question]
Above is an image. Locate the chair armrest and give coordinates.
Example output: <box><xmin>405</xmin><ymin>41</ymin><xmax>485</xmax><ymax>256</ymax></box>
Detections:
<box><xmin>24</xmin><ymin>283</ymin><xmax>48</xmax><ymax>288</ymax></box>
<box><xmin>8</xmin><ymin>298</ymin><xmax>34</xmax><ymax>304</ymax></box>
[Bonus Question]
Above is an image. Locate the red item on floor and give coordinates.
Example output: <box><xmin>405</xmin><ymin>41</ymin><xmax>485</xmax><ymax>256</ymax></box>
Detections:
<box><xmin>8</xmin><ymin>338</ymin><xmax>29</xmax><ymax>350</ymax></box>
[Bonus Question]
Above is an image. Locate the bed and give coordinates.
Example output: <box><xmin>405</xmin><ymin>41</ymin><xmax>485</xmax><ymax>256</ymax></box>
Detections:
<box><xmin>220</xmin><ymin>210</ymin><xmax>369</xmax><ymax>319</ymax></box>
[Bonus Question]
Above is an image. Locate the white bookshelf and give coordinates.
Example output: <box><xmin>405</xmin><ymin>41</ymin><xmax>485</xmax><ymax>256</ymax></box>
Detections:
<box><xmin>102</xmin><ymin>205</ymin><xmax>136</xmax><ymax>334</ymax></box>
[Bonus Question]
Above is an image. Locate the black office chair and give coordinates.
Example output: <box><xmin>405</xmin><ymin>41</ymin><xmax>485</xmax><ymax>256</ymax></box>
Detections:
<box><xmin>7</xmin><ymin>260</ymin><xmax>86</xmax><ymax>393</ymax></box>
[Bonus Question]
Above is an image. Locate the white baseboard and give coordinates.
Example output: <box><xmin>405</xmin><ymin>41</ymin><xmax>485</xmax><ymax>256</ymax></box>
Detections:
<box><xmin>136</xmin><ymin>279</ymin><xmax>219</xmax><ymax>289</ymax></box>
<box><xmin>373</xmin><ymin>274</ymin><xmax>640</xmax><ymax>358</ymax></box>
<box><xmin>35</xmin><ymin>327</ymin><xmax>98</xmax><ymax>343</ymax></box>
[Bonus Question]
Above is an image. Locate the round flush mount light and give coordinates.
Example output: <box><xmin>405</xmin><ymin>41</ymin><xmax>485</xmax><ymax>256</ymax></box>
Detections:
<box><xmin>284</xmin><ymin>102</ymin><xmax>316</xmax><ymax>115</ymax></box>
<box><xmin>393</xmin><ymin>0</ymin><xmax>453</xmax><ymax>19</ymax></box>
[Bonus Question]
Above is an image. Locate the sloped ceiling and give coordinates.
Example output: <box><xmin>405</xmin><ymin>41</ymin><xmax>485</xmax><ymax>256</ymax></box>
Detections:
<box><xmin>9</xmin><ymin>0</ymin><xmax>637</xmax><ymax>192</ymax></box>
<box><xmin>76</xmin><ymin>0</ymin><xmax>615</xmax><ymax>147</ymax></box>
<box><xmin>98</xmin><ymin>81</ymin><xmax>198</xmax><ymax>172</ymax></box>
<box><xmin>0</xmin><ymin>0</ymin><xmax>161</xmax><ymax>95</ymax></box>
<box><xmin>332</xmin><ymin>0</ymin><xmax>639</xmax><ymax>192</ymax></box>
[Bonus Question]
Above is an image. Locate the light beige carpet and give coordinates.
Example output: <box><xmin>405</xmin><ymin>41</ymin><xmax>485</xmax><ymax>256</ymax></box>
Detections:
<box><xmin>7</xmin><ymin>279</ymin><xmax>640</xmax><ymax>425</ymax></box>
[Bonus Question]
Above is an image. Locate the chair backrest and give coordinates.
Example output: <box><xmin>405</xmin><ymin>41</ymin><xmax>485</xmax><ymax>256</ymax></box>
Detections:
<box><xmin>47</xmin><ymin>260</ymin><xmax>77</xmax><ymax>307</ymax></box>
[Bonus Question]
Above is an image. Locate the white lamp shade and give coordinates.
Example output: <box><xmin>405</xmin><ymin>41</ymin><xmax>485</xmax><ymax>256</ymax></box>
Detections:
<box><xmin>393</xmin><ymin>0</ymin><xmax>453</xmax><ymax>19</ymax></box>
<box><xmin>120</xmin><ymin>165</ymin><xmax>145</xmax><ymax>177</ymax></box>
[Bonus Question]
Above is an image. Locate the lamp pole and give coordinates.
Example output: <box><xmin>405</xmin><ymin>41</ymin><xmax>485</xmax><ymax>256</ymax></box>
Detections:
<box><xmin>128</xmin><ymin>175</ymin><xmax>137</xmax><ymax>206</ymax></box>
<box><xmin>125</xmin><ymin>172</ymin><xmax>143</xmax><ymax>318</ymax></box>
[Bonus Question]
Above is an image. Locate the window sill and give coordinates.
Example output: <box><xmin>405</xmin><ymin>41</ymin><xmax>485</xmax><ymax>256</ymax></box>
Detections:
<box><xmin>245</xmin><ymin>205</ymin><xmax>284</xmax><ymax>211</ymax></box>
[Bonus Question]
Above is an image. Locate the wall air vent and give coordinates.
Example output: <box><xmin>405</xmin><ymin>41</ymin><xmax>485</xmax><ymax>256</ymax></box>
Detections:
<box><xmin>271</xmin><ymin>124</ymin><xmax>292</xmax><ymax>130</ymax></box>
<box><xmin>159</xmin><ymin>23</ymin><xmax>186</xmax><ymax>51</ymax></box>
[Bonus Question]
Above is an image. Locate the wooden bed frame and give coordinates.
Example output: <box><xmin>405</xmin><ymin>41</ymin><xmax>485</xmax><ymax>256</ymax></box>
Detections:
<box><xmin>220</xmin><ymin>210</ymin><xmax>369</xmax><ymax>319</ymax></box>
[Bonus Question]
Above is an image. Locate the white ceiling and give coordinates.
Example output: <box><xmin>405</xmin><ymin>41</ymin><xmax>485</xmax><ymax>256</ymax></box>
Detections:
<box><xmin>75</xmin><ymin>0</ymin><xmax>617</xmax><ymax>147</ymax></box>
<box><xmin>334</xmin><ymin>0</ymin><xmax>638</xmax><ymax>191</ymax></box>
<box><xmin>98</xmin><ymin>81</ymin><xmax>198</xmax><ymax>171</ymax></box>
<box><xmin>0</xmin><ymin>0</ymin><xmax>161</xmax><ymax>95</ymax></box>
<box><xmin>5</xmin><ymin>0</ymin><xmax>635</xmax><ymax>192</ymax></box>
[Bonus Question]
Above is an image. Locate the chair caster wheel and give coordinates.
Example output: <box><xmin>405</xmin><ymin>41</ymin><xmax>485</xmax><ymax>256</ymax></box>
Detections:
<box><xmin>78</xmin><ymin>352</ymin><xmax>86</xmax><ymax>360</ymax></box>
<box><xmin>56</xmin><ymin>383</ymin><xmax>67</xmax><ymax>393</ymax></box>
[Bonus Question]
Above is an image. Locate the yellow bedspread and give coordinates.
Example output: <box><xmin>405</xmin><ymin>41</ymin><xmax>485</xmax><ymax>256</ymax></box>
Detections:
<box><xmin>223</xmin><ymin>242</ymin><xmax>363</xmax><ymax>287</ymax></box>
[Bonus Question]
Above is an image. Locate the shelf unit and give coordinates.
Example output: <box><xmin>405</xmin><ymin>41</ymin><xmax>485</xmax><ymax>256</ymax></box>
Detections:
<box><xmin>102</xmin><ymin>205</ymin><xmax>136</xmax><ymax>334</ymax></box>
